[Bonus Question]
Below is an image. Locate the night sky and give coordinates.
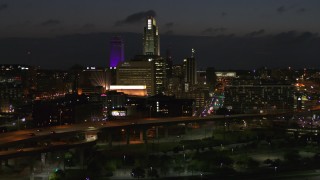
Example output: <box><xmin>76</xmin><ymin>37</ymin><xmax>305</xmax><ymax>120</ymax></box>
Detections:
<box><xmin>0</xmin><ymin>0</ymin><xmax>320</xmax><ymax>69</ymax></box>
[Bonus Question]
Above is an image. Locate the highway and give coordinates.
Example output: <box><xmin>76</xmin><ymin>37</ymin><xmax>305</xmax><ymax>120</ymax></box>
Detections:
<box><xmin>0</xmin><ymin>139</ymin><xmax>96</xmax><ymax>159</ymax></box>
<box><xmin>0</xmin><ymin>110</ymin><xmax>319</xmax><ymax>157</ymax></box>
<box><xmin>0</xmin><ymin>114</ymin><xmax>261</xmax><ymax>147</ymax></box>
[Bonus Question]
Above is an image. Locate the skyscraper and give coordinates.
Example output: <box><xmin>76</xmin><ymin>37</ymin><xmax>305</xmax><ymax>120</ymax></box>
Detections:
<box><xmin>117</xmin><ymin>61</ymin><xmax>155</xmax><ymax>96</ymax></box>
<box><xmin>165</xmin><ymin>48</ymin><xmax>173</xmax><ymax>78</ymax></box>
<box><xmin>109</xmin><ymin>36</ymin><xmax>124</xmax><ymax>68</ymax></box>
<box><xmin>143</xmin><ymin>17</ymin><xmax>160</xmax><ymax>56</ymax></box>
<box><xmin>184</xmin><ymin>49</ymin><xmax>197</xmax><ymax>92</ymax></box>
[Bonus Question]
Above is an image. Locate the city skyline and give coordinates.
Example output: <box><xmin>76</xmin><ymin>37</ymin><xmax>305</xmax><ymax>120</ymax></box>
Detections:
<box><xmin>0</xmin><ymin>1</ymin><xmax>319</xmax><ymax>69</ymax></box>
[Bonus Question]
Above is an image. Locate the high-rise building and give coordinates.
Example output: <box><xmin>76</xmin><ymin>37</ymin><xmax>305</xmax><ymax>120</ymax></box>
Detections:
<box><xmin>224</xmin><ymin>84</ymin><xmax>294</xmax><ymax>113</ymax></box>
<box><xmin>206</xmin><ymin>67</ymin><xmax>217</xmax><ymax>90</ymax></box>
<box><xmin>165</xmin><ymin>48</ymin><xmax>173</xmax><ymax>78</ymax></box>
<box><xmin>117</xmin><ymin>61</ymin><xmax>155</xmax><ymax>96</ymax></box>
<box><xmin>0</xmin><ymin>64</ymin><xmax>35</xmax><ymax>112</ymax></box>
<box><xmin>184</xmin><ymin>49</ymin><xmax>197</xmax><ymax>91</ymax></box>
<box><xmin>154</xmin><ymin>56</ymin><xmax>166</xmax><ymax>94</ymax></box>
<box><xmin>131</xmin><ymin>55</ymin><xmax>166</xmax><ymax>95</ymax></box>
<box><xmin>143</xmin><ymin>17</ymin><xmax>160</xmax><ymax>56</ymax></box>
<box><xmin>109</xmin><ymin>36</ymin><xmax>124</xmax><ymax>68</ymax></box>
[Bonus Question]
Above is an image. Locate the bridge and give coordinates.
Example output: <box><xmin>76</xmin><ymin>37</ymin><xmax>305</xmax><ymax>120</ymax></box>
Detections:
<box><xmin>0</xmin><ymin>109</ymin><xmax>319</xmax><ymax>161</ymax></box>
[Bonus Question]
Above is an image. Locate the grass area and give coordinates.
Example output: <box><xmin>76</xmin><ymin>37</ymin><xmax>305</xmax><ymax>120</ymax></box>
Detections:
<box><xmin>75</xmin><ymin>125</ymin><xmax>320</xmax><ymax>180</ymax></box>
<box><xmin>98</xmin><ymin>141</ymin><xmax>179</xmax><ymax>156</ymax></box>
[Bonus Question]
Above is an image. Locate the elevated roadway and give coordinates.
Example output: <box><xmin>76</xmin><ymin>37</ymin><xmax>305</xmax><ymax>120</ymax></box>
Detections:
<box><xmin>0</xmin><ymin>110</ymin><xmax>319</xmax><ymax>159</ymax></box>
<box><xmin>1</xmin><ymin>110</ymin><xmax>319</xmax><ymax>147</ymax></box>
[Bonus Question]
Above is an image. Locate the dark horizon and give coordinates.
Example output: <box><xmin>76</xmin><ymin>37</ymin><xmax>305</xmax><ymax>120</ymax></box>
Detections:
<box><xmin>0</xmin><ymin>31</ymin><xmax>319</xmax><ymax>70</ymax></box>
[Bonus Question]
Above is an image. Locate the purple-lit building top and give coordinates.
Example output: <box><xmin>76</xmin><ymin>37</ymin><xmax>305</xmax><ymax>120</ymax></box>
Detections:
<box><xmin>109</xmin><ymin>36</ymin><xmax>124</xmax><ymax>68</ymax></box>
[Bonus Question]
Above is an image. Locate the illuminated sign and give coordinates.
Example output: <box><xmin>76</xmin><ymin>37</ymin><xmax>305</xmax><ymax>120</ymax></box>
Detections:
<box><xmin>215</xmin><ymin>72</ymin><xmax>236</xmax><ymax>77</ymax></box>
<box><xmin>111</xmin><ymin>110</ymin><xmax>126</xmax><ymax>116</ymax></box>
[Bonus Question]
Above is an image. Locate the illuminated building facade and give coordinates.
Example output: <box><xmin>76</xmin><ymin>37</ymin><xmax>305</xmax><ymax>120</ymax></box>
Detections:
<box><xmin>214</xmin><ymin>71</ymin><xmax>236</xmax><ymax>92</ymax></box>
<box><xmin>116</xmin><ymin>61</ymin><xmax>155</xmax><ymax>96</ymax></box>
<box><xmin>172</xmin><ymin>64</ymin><xmax>184</xmax><ymax>78</ymax></box>
<box><xmin>154</xmin><ymin>57</ymin><xmax>166</xmax><ymax>94</ymax></box>
<box><xmin>0</xmin><ymin>64</ymin><xmax>35</xmax><ymax>112</ymax></box>
<box><xmin>102</xmin><ymin>90</ymin><xmax>127</xmax><ymax>119</ymax></box>
<box><xmin>109</xmin><ymin>36</ymin><xmax>124</xmax><ymax>68</ymax></box>
<box><xmin>131</xmin><ymin>55</ymin><xmax>166</xmax><ymax>95</ymax></box>
<box><xmin>224</xmin><ymin>84</ymin><xmax>294</xmax><ymax>113</ymax></box>
<box><xmin>166</xmin><ymin>65</ymin><xmax>185</xmax><ymax>96</ymax></box>
<box><xmin>176</xmin><ymin>89</ymin><xmax>209</xmax><ymax>109</ymax></box>
<box><xmin>109</xmin><ymin>85</ymin><xmax>147</xmax><ymax>96</ymax></box>
<box><xmin>165</xmin><ymin>48</ymin><xmax>173</xmax><ymax>78</ymax></box>
<box><xmin>166</xmin><ymin>77</ymin><xmax>184</xmax><ymax>96</ymax></box>
<box><xmin>147</xmin><ymin>94</ymin><xmax>194</xmax><ymax>117</ymax></box>
<box><xmin>143</xmin><ymin>17</ymin><xmax>160</xmax><ymax>56</ymax></box>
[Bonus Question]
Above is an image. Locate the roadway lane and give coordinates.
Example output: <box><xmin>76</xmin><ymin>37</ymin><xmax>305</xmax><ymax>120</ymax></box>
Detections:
<box><xmin>1</xmin><ymin>110</ymin><xmax>319</xmax><ymax>147</ymax></box>
<box><xmin>0</xmin><ymin>116</ymin><xmax>228</xmax><ymax>147</ymax></box>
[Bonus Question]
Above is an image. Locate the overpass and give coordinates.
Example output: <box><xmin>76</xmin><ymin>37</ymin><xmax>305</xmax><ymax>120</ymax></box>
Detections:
<box><xmin>0</xmin><ymin>109</ymin><xmax>319</xmax><ymax>160</ymax></box>
<box><xmin>0</xmin><ymin>113</ymin><xmax>269</xmax><ymax>148</ymax></box>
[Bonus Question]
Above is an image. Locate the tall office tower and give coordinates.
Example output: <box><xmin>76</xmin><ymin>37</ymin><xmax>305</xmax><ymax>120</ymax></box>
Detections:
<box><xmin>131</xmin><ymin>55</ymin><xmax>165</xmax><ymax>95</ymax></box>
<box><xmin>206</xmin><ymin>67</ymin><xmax>217</xmax><ymax>90</ymax></box>
<box><xmin>154</xmin><ymin>57</ymin><xmax>166</xmax><ymax>94</ymax></box>
<box><xmin>165</xmin><ymin>48</ymin><xmax>173</xmax><ymax>78</ymax></box>
<box><xmin>117</xmin><ymin>61</ymin><xmax>155</xmax><ymax>96</ymax></box>
<box><xmin>184</xmin><ymin>49</ymin><xmax>197</xmax><ymax>92</ymax></box>
<box><xmin>143</xmin><ymin>17</ymin><xmax>160</xmax><ymax>56</ymax></box>
<box><xmin>109</xmin><ymin>36</ymin><xmax>124</xmax><ymax>68</ymax></box>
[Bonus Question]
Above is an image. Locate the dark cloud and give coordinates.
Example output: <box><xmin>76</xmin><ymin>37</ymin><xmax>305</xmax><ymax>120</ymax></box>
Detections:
<box><xmin>297</xmin><ymin>8</ymin><xmax>306</xmax><ymax>13</ymax></box>
<box><xmin>221</xmin><ymin>12</ymin><xmax>227</xmax><ymax>17</ymax></box>
<box><xmin>0</xmin><ymin>3</ymin><xmax>8</xmax><ymax>11</ymax></box>
<box><xmin>164</xmin><ymin>30</ymin><xmax>174</xmax><ymax>35</ymax></box>
<box><xmin>246</xmin><ymin>29</ymin><xmax>265</xmax><ymax>37</ymax></box>
<box><xmin>202</xmin><ymin>27</ymin><xmax>227</xmax><ymax>34</ymax></box>
<box><xmin>115</xmin><ymin>10</ymin><xmax>156</xmax><ymax>26</ymax></box>
<box><xmin>277</xmin><ymin>6</ymin><xmax>286</xmax><ymax>13</ymax></box>
<box><xmin>82</xmin><ymin>23</ymin><xmax>95</xmax><ymax>29</ymax></box>
<box><xmin>50</xmin><ymin>27</ymin><xmax>65</xmax><ymax>32</ymax></box>
<box><xmin>165</xmin><ymin>22</ymin><xmax>174</xmax><ymax>28</ymax></box>
<box><xmin>277</xmin><ymin>5</ymin><xmax>307</xmax><ymax>14</ymax></box>
<box><xmin>273</xmin><ymin>31</ymin><xmax>318</xmax><ymax>48</ymax></box>
<box><xmin>40</xmin><ymin>19</ymin><xmax>61</xmax><ymax>27</ymax></box>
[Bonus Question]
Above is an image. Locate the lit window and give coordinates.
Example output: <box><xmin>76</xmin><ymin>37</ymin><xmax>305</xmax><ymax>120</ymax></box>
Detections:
<box><xmin>148</xmin><ymin>19</ymin><xmax>152</xmax><ymax>29</ymax></box>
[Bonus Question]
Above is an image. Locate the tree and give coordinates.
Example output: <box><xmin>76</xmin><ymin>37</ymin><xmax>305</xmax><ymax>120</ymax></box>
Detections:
<box><xmin>272</xmin><ymin>159</ymin><xmax>281</xmax><ymax>167</ymax></box>
<box><xmin>246</xmin><ymin>158</ymin><xmax>259</xmax><ymax>169</ymax></box>
<box><xmin>64</xmin><ymin>151</ymin><xmax>74</xmax><ymax>167</ymax></box>
<box><xmin>104</xmin><ymin>160</ymin><xmax>118</xmax><ymax>177</ymax></box>
<box><xmin>131</xmin><ymin>167</ymin><xmax>145</xmax><ymax>179</ymax></box>
<box><xmin>263</xmin><ymin>159</ymin><xmax>273</xmax><ymax>165</ymax></box>
<box><xmin>159</xmin><ymin>155</ymin><xmax>171</xmax><ymax>176</ymax></box>
<box><xmin>49</xmin><ymin>169</ymin><xmax>65</xmax><ymax>180</ymax></box>
<box><xmin>283</xmin><ymin>150</ymin><xmax>301</xmax><ymax>163</ymax></box>
<box><xmin>147</xmin><ymin>168</ymin><xmax>159</xmax><ymax>178</ymax></box>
